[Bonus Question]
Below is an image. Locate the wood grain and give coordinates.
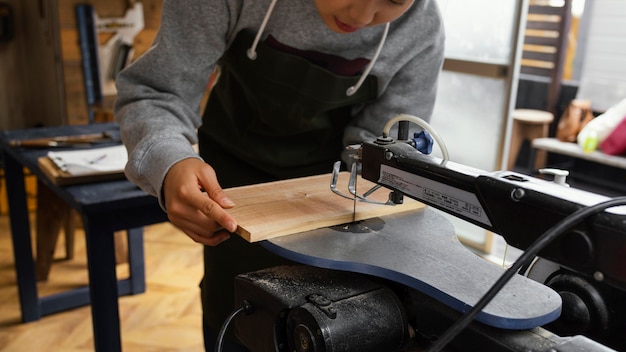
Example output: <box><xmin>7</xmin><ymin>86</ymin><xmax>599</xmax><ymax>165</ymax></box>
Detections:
<box><xmin>225</xmin><ymin>172</ymin><xmax>426</xmax><ymax>242</ymax></box>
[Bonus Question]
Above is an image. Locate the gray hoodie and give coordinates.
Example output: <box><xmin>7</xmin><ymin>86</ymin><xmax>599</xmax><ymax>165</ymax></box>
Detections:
<box><xmin>114</xmin><ymin>0</ymin><xmax>445</xmax><ymax>203</ymax></box>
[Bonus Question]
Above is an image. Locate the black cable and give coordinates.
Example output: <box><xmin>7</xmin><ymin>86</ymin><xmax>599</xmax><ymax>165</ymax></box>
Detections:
<box><xmin>427</xmin><ymin>196</ymin><xmax>626</xmax><ymax>352</ymax></box>
<box><xmin>215</xmin><ymin>301</ymin><xmax>252</xmax><ymax>352</ymax></box>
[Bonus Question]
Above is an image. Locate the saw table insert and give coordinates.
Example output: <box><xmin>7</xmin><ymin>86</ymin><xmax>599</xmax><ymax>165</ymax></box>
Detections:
<box><xmin>224</xmin><ymin>172</ymin><xmax>425</xmax><ymax>242</ymax></box>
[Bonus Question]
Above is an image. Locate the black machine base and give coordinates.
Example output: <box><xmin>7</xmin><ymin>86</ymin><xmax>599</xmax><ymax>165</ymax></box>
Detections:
<box><xmin>232</xmin><ymin>265</ymin><xmax>616</xmax><ymax>352</ymax></box>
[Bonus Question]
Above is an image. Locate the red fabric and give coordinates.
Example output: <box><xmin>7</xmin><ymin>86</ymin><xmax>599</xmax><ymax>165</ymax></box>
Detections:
<box><xmin>600</xmin><ymin>115</ymin><xmax>626</xmax><ymax>155</ymax></box>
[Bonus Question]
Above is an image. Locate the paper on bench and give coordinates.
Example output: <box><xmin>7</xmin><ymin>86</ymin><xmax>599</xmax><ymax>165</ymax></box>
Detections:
<box><xmin>47</xmin><ymin>145</ymin><xmax>127</xmax><ymax>176</ymax></box>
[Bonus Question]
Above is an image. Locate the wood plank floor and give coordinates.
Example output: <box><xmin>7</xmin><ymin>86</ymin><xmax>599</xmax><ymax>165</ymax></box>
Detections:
<box><xmin>0</xmin><ymin>214</ymin><xmax>206</xmax><ymax>351</ymax></box>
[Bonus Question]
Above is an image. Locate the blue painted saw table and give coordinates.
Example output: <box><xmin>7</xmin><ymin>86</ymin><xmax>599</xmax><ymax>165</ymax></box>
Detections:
<box><xmin>264</xmin><ymin>208</ymin><xmax>562</xmax><ymax>330</ymax></box>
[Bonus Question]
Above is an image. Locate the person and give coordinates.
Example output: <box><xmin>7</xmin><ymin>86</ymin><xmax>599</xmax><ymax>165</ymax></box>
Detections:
<box><xmin>114</xmin><ymin>0</ymin><xmax>445</xmax><ymax>350</ymax></box>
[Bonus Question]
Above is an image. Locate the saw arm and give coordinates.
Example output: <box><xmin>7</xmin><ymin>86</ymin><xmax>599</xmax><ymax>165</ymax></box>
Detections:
<box><xmin>359</xmin><ymin>133</ymin><xmax>626</xmax><ymax>294</ymax></box>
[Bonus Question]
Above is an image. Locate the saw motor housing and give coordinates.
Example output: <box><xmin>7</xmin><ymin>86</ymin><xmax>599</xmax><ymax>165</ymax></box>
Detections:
<box><xmin>233</xmin><ymin>265</ymin><xmax>411</xmax><ymax>352</ymax></box>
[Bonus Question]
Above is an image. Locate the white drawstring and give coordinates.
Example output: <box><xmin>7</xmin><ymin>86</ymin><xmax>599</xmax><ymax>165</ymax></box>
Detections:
<box><xmin>346</xmin><ymin>22</ymin><xmax>389</xmax><ymax>97</ymax></box>
<box><xmin>247</xmin><ymin>0</ymin><xmax>389</xmax><ymax>97</ymax></box>
<box><xmin>247</xmin><ymin>0</ymin><xmax>278</xmax><ymax>60</ymax></box>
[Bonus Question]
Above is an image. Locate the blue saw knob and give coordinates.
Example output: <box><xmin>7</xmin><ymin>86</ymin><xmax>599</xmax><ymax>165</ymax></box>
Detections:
<box><xmin>412</xmin><ymin>130</ymin><xmax>433</xmax><ymax>154</ymax></box>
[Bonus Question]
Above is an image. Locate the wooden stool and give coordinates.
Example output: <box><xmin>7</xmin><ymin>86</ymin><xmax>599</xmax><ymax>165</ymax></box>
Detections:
<box><xmin>508</xmin><ymin>109</ymin><xmax>554</xmax><ymax>171</ymax></box>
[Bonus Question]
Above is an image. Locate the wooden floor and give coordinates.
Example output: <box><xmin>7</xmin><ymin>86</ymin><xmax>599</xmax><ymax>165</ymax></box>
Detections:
<box><xmin>0</xmin><ymin>214</ymin><xmax>206</xmax><ymax>351</ymax></box>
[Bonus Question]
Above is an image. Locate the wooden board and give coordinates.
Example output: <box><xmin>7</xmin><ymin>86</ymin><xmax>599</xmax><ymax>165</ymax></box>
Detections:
<box><xmin>225</xmin><ymin>172</ymin><xmax>426</xmax><ymax>242</ymax></box>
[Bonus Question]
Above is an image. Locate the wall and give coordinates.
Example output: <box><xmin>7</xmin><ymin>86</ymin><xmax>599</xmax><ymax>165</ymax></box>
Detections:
<box><xmin>0</xmin><ymin>1</ymin><xmax>24</xmax><ymax>131</ymax></box>
<box><xmin>576</xmin><ymin>0</ymin><xmax>626</xmax><ymax>111</ymax></box>
<box><xmin>0</xmin><ymin>0</ymin><xmax>162</xmax><ymax>130</ymax></box>
<box><xmin>0</xmin><ymin>0</ymin><xmax>64</xmax><ymax>130</ymax></box>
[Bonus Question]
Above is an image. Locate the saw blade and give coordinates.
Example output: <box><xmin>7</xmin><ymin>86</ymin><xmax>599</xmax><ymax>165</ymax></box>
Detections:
<box><xmin>352</xmin><ymin>175</ymin><xmax>357</xmax><ymax>223</ymax></box>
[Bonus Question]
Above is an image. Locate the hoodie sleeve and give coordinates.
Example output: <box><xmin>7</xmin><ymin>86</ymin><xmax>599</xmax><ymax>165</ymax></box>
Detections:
<box><xmin>114</xmin><ymin>0</ymin><xmax>238</xmax><ymax>204</ymax></box>
<box><xmin>342</xmin><ymin>0</ymin><xmax>445</xmax><ymax>156</ymax></box>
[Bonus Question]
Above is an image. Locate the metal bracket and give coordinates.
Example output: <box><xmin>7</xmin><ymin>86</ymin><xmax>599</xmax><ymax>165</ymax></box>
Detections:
<box><xmin>330</xmin><ymin>161</ymin><xmax>395</xmax><ymax>206</ymax></box>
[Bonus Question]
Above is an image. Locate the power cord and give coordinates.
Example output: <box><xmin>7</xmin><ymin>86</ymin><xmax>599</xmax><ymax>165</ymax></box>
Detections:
<box><xmin>427</xmin><ymin>196</ymin><xmax>626</xmax><ymax>352</ymax></box>
<box><xmin>215</xmin><ymin>300</ymin><xmax>253</xmax><ymax>352</ymax></box>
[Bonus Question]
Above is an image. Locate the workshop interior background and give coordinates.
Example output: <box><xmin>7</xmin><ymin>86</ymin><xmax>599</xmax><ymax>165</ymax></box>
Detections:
<box><xmin>0</xmin><ymin>0</ymin><xmax>625</xmax><ymax>244</ymax></box>
<box><xmin>0</xmin><ymin>1</ymin><xmax>625</xmax><ymax>350</ymax></box>
<box><xmin>0</xmin><ymin>0</ymin><xmax>163</xmax><ymax>130</ymax></box>
<box><xmin>2</xmin><ymin>0</ymin><xmax>624</xmax><ymax>155</ymax></box>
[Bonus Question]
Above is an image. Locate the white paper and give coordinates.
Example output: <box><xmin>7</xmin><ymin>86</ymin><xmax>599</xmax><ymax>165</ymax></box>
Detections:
<box><xmin>47</xmin><ymin>145</ymin><xmax>127</xmax><ymax>176</ymax></box>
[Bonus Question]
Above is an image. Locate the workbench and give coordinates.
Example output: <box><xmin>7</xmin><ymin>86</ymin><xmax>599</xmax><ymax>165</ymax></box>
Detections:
<box><xmin>530</xmin><ymin>138</ymin><xmax>626</xmax><ymax>194</ymax></box>
<box><xmin>532</xmin><ymin>138</ymin><xmax>626</xmax><ymax>169</ymax></box>
<box><xmin>0</xmin><ymin>122</ymin><xmax>168</xmax><ymax>352</ymax></box>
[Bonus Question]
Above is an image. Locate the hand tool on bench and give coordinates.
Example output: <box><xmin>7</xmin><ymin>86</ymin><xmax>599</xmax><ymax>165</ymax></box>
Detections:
<box><xmin>8</xmin><ymin>131</ymin><xmax>119</xmax><ymax>148</ymax></box>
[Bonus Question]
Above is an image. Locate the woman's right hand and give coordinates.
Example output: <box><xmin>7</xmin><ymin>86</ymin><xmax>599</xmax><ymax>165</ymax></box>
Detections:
<box><xmin>162</xmin><ymin>158</ymin><xmax>237</xmax><ymax>246</ymax></box>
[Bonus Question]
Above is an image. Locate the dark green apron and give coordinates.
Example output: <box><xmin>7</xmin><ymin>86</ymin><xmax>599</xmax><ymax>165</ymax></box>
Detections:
<box><xmin>197</xmin><ymin>30</ymin><xmax>377</xmax><ymax>340</ymax></box>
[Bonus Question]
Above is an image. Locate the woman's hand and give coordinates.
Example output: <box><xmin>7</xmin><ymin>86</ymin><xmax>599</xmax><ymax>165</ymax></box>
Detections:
<box><xmin>163</xmin><ymin>158</ymin><xmax>237</xmax><ymax>246</ymax></box>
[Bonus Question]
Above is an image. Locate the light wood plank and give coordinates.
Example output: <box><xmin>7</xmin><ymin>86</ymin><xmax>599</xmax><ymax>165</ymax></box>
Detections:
<box><xmin>226</xmin><ymin>172</ymin><xmax>426</xmax><ymax>242</ymax></box>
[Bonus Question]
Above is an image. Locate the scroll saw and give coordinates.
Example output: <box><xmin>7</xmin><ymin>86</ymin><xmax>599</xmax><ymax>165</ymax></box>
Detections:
<box><xmin>225</xmin><ymin>115</ymin><xmax>626</xmax><ymax>352</ymax></box>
